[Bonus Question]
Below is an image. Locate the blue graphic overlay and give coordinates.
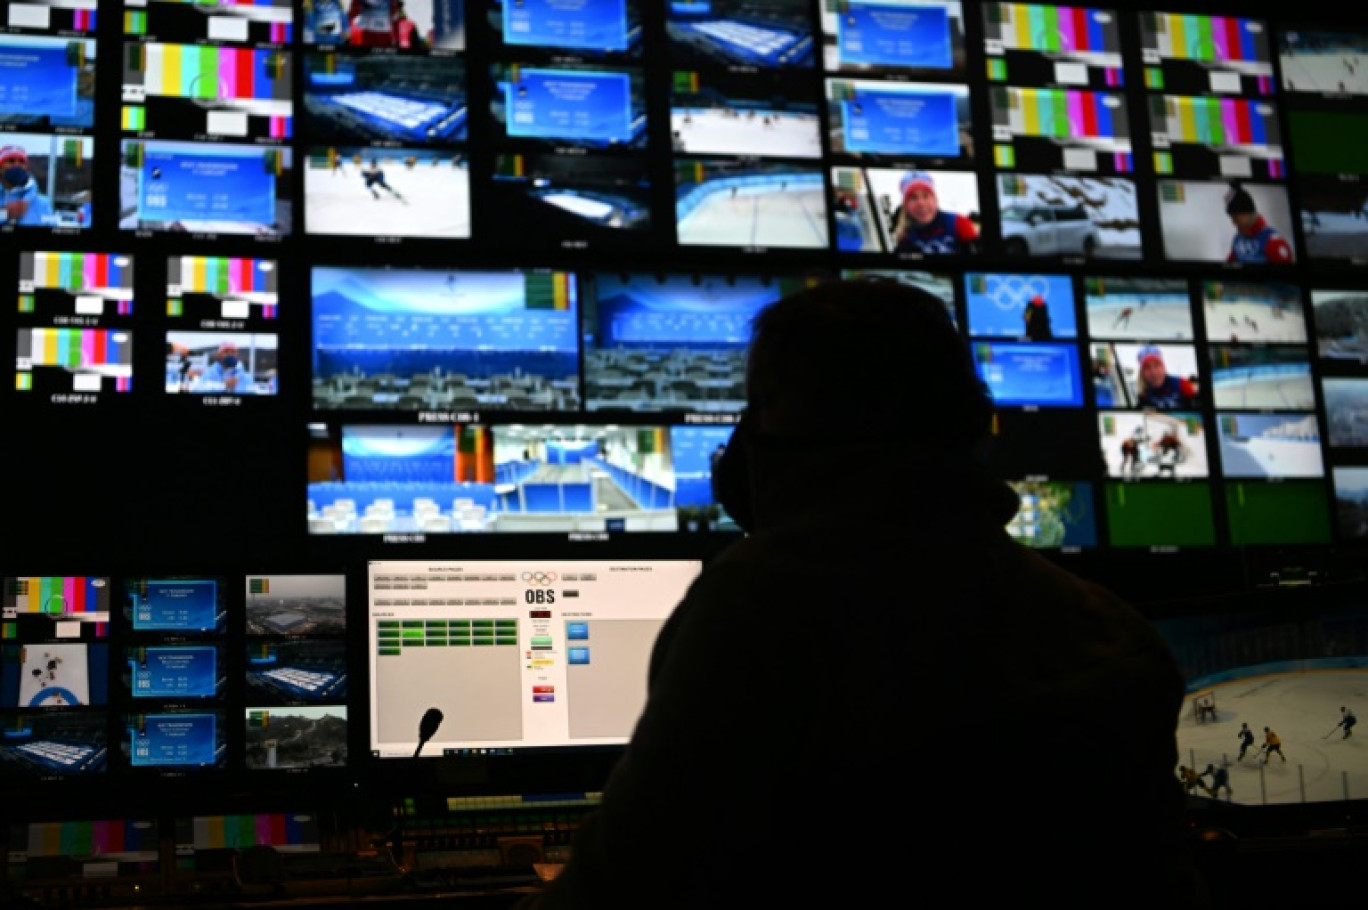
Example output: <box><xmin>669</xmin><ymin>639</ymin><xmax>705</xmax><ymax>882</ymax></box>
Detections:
<box><xmin>973</xmin><ymin>341</ymin><xmax>1084</xmax><ymax>407</ymax></box>
<box><xmin>837</xmin><ymin>2</ymin><xmax>951</xmax><ymax>68</ymax></box>
<box><xmin>129</xmin><ymin>647</ymin><xmax>219</xmax><ymax>698</ymax></box>
<box><xmin>505</xmin><ymin>68</ymin><xmax>633</xmax><ymax>143</ymax></box>
<box><xmin>127</xmin><ymin>713</ymin><xmax>218</xmax><ymax>767</ymax></box>
<box><xmin>0</xmin><ymin>36</ymin><xmax>93</xmax><ymax>129</ymax></box>
<box><xmin>128</xmin><ymin>580</ymin><xmax>220</xmax><ymax>633</ymax></box>
<box><xmin>964</xmin><ymin>272</ymin><xmax>1078</xmax><ymax>338</ymax></box>
<box><xmin>138</xmin><ymin>144</ymin><xmax>276</xmax><ymax>224</ymax></box>
<box><xmin>503</xmin><ymin>0</ymin><xmax>629</xmax><ymax>51</ymax></box>
<box><xmin>841</xmin><ymin>84</ymin><xmax>959</xmax><ymax>155</ymax></box>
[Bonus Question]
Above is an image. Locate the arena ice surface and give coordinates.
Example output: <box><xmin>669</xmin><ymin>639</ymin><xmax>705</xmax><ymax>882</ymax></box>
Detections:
<box><xmin>677</xmin><ymin>183</ymin><xmax>827</xmax><ymax>248</ymax></box>
<box><xmin>304</xmin><ymin>159</ymin><xmax>470</xmax><ymax>239</ymax></box>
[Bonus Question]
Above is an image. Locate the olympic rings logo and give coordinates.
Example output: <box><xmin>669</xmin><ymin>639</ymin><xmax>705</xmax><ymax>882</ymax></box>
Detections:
<box><xmin>521</xmin><ymin>571</ymin><xmax>558</xmax><ymax>586</ymax></box>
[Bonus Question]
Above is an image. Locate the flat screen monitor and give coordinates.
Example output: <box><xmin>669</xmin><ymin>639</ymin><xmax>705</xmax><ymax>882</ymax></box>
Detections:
<box><xmin>972</xmin><ymin>340</ymin><xmax>1084</xmax><ymax>407</ymax></box>
<box><xmin>165</xmin><ymin>331</ymin><xmax>278</xmax><ymax>397</ymax></box>
<box><xmin>1156</xmin><ymin>179</ymin><xmax>1297</xmax><ymax>265</ymax></box>
<box><xmin>489</xmin><ymin>62</ymin><xmax>646</xmax><ymax>150</ymax></box>
<box><xmin>302</xmin><ymin>51</ymin><xmax>467</xmax><ymax>145</ymax></box>
<box><xmin>982</xmin><ymin>3</ymin><xmax>1124</xmax><ymax>89</ymax></box>
<box><xmin>304</xmin><ymin>0</ymin><xmax>464</xmax><ymax>50</ymax></box>
<box><xmin>120</xmin><ymin>709</ymin><xmax>227</xmax><ymax>772</ymax></box>
<box><xmin>366</xmin><ymin>558</ymin><xmax>702</xmax><ymax>759</ymax></box>
<box><xmin>989</xmin><ymin>85</ymin><xmax>1132</xmax><ymax>174</ymax></box>
<box><xmin>1137</xmin><ymin>10</ymin><xmax>1274</xmax><ymax>96</ymax></box>
<box><xmin>120</xmin><ymin>43</ymin><xmax>292</xmax><ymax>142</ymax></box>
<box><xmin>5</xmin><ymin>819</ymin><xmax>159</xmax><ymax>881</ymax></box>
<box><xmin>306</xmin><ymin>422</ymin><xmax>684</xmax><ymax>535</ymax></box>
<box><xmin>119</xmin><ymin>139</ymin><xmax>291</xmax><ymax>237</ymax></box>
<box><xmin>964</xmin><ymin>270</ymin><xmax>1078</xmax><ymax>338</ymax></box>
<box><xmin>995</xmin><ymin>173</ymin><xmax>1140</xmax><ymax>260</ymax></box>
<box><xmin>3</xmin><ymin>1</ymin><xmax>98</xmax><ymax>35</ymax></box>
<box><xmin>1208</xmin><ymin>344</ymin><xmax>1315</xmax><ymax>411</ymax></box>
<box><xmin>1005</xmin><ymin>479</ymin><xmax>1098</xmax><ymax>548</ymax></box>
<box><xmin>667</xmin><ymin>0</ymin><xmax>815</xmax><ymax>70</ymax></box>
<box><xmin>486</xmin><ymin>0</ymin><xmax>641</xmax><ymax>56</ymax></box>
<box><xmin>1199</xmin><ymin>280</ymin><xmax>1307</xmax><ymax>344</ymax></box>
<box><xmin>1279</xmin><ymin>27</ymin><xmax>1368</xmax><ymax>97</ymax></box>
<box><xmin>1082</xmin><ymin>275</ymin><xmax>1193</xmax><ymax>340</ymax></box>
<box><xmin>167</xmin><ymin>256</ymin><xmax>277</xmax><ymax>324</ymax></box>
<box><xmin>672</xmin><ymin>69</ymin><xmax>821</xmax><ymax>159</ymax></box>
<box><xmin>0</xmin><ymin>132</ymin><xmax>94</xmax><ymax>229</ymax></box>
<box><xmin>820</xmin><ymin>0</ymin><xmax>965</xmax><ymax>78</ymax></box>
<box><xmin>1312</xmin><ymin>290</ymin><xmax>1368</xmax><ymax>361</ymax></box>
<box><xmin>0</xmin><ymin>35</ymin><xmax>95</xmax><ymax>130</ymax></box>
<box><xmin>311</xmin><ymin>265</ymin><xmax>580</xmax><ymax>413</ymax></box>
<box><xmin>823</xmin><ymin>78</ymin><xmax>972</xmax><ymax>162</ymax></box>
<box><xmin>829</xmin><ymin>165</ymin><xmax>979</xmax><ymax>255</ymax></box>
<box><xmin>1149</xmin><ymin>94</ymin><xmax>1283</xmax><ymax>180</ymax></box>
<box><xmin>128</xmin><ymin>0</ymin><xmax>293</xmax><ymax>46</ymax></box>
<box><xmin>675</xmin><ymin>158</ymin><xmax>828</xmax><ymax>250</ymax></box>
<box><xmin>303</xmin><ymin>147</ymin><xmax>468</xmax><ymax>241</ymax></box>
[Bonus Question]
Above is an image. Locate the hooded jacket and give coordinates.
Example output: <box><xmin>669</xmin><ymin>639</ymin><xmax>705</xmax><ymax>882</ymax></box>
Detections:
<box><xmin>517</xmin><ymin>437</ymin><xmax>1208</xmax><ymax>908</ymax></box>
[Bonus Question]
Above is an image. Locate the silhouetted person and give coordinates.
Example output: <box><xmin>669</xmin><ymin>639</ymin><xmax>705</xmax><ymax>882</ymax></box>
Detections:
<box><xmin>513</xmin><ymin>277</ymin><xmax>1208</xmax><ymax>909</ymax></box>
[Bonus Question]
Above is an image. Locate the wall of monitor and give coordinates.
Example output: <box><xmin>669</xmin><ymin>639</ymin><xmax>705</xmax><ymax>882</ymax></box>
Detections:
<box><xmin>4</xmin><ymin>0</ymin><xmax>1368</xmax><ymax>816</ymax></box>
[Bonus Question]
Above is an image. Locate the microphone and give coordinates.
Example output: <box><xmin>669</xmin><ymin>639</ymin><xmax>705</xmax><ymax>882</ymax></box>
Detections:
<box><xmin>414</xmin><ymin>707</ymin><xmax>444</xmax><ymax>758</ymax></box>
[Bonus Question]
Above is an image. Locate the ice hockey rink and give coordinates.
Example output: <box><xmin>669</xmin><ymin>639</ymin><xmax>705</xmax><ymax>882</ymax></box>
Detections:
<box><xmin>1178</xmin><ymin>670</ymin><xmax>1368</xmax><ymax>806</ymax></box>
<box><xmin>671</xmin><ymin>109</ymin><xmax>822</xmax><ymax>158</ymax></box>
<box><xmin>304</xmin><ymin>160</ymin><xmax>470</xmax><ymax>239</ymax></box>
<box><xmin>677</xmin><ymin>184</ymin><xmax>828</xmax><ymax>248</ymax></box>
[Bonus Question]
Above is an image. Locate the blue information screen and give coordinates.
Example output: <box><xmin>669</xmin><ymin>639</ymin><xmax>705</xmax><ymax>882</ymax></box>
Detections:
<box><xmin>505</xmin><ymin>69</ymin><xmax>633</xmax><ymax>142</ymax></box>
<box><xmin>130</xmin><ymin>647</ymin><xmax>218</xmax><ymax>698</ymax></box>
<box><xmin>131</xmin><ymin>580</ymin><xmax>219</xmax><ymax>632</ymax></box>
<box><xmin>964</xmin><ymin>273</ymin><xmax>1078</xmax><ymax>338</ymax></box>
<box><xmin>138</xmin><ymin>146</ymin><xmax>276</xmax><ymax>225</ymax></box>
<box><xmin>843</xmin><ymin>88</ymin><xmax>958</xmax><ymax>155</ymax></box>
<box><xmin>0</xmin><ymin>39</ymin><xmax>79</xmax><ymax>120</ymax></box>
<box><xmin>504</xmin><ymin>0</ymin><xmax>629</xmax><ymax>51</ymax></box>
<box><xmin>836</xmin><ymin>3</ymin><xmax>952</xmax><ymax>69</ymax></box>
<box><xmin>129</xmin><ymin>713</ymin><xmax>218</xmax><ymax>767</ymax></box>
<box><xmin>974</xmin><ymin>342</ymin><xmax>1083</xmax><ymax>407</ymax></box>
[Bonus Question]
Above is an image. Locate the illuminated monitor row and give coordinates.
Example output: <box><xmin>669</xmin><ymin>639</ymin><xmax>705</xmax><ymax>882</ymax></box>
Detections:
<box><xmin>0</xmin><ymin>574</ymin><xmax>347</xmax><ymax>779</ymax></box>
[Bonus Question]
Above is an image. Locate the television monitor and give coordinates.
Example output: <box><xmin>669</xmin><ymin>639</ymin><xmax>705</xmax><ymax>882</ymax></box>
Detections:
<box><xmin>1136</xmin><ymin>11</ymin><xmax>1274</xmax><ymax>96</ymax></box>
<box><xmin>244</xmin><ymin>706</ymin><xmax>348</xmax><ymax>771</ymax></box>
<box><xmin>485</xmin><ymin>151</ymin><xmax>652</xmax><ymax>248</ymax></box>
<box><xmin>820</xmin><ymin>0</ymin><xmax>965</xmax><ymax>78</ymax></box>
<box><xmin>4</xmin><ymin>819</ymin><xmax>159</xmax><ymax>883</ymax></box>
<box><xmin>672</xmin><ymin>69</ymin><xmax>821</xmax><ymax>159</ymax></box>
<box><xmin>1223</xmin><ymin>479</ymin><xmax>1330</xmax><ymax>545</ymax></box>
<box><xmin>1082</xmin><ymin>275</ymin><xmax>1193</xmax><ymax>340</ymax></box>
<box><xmin>0</xmin><ymin>35</ymin><xmax>95</xmax><ymax>130</ymax></box>
<box><xmin>666</xmin><ymin>0</ymin><xmax>815</xmax><ymax>70</ymax></box>
<box><xmin>669</xmin><ymin>423</ymin><xmax>740</xmax><ymax>530</ymax></box>
<box><xmin>988</xmin><ymin>408</ymin><xmax>1104</xmax><ymax>477</ymax></box>
<box><xmin>1199</xmin><ymin>280</ymin><xmax>1307</xmax><ymax>344</ymax></box>
<box><xmin>1279</xmin><ymin>27</ymin><xmax>1368</xmax><ymax>97</ymax></box>
<box><xmin>122</xmin><ymin>644</ymin><xmax>226</xmax><ymax>700</ymax></box>
<box><xmin>1156</xmin><ymin>587</ymin><xmax>1368</xmax><ymax>808</ymax></box>
<box><xmin>964</xmin><ymin>271</ymin><xmax>1077</xmax><ymax>338</ymax></box>
<box><xmin>1215</xmin><ymin>412</ymin><xmax>1323</xmax><ymax>478</ymax></box>
<box><xmin>164</xmin><ymin>331</ymin><xmax>278</xmax><ymax>397</ymax></box>
<box><xmin>1322</xmin><ymin>377</ymin><xmax>1368</xmax><ymax>448</ymax></box>
<box><xmin>1332</xmin><ymin>467</ymin><xmax>1368</xmax><ymax>538</ymax></box>
<box><xmin>1155</xmin><ymin>179</ymin><xmax>1297</xmax><ymax>265</ymax></box>
<box><xmin>307</xmin><ymin>422</ymin><xmax>683</xmax><ymax>535</ymax></box>
<box><xmin>302</xmin><ymin>51</ymin><xmax>467</xmax><ymax>145</ymax></box>
<box><xmin>1311</xmin><ymin>290</ymin><xmax>1368</xmax><ymax>361</ymax></box>
<box><xmin>1099</xmin><ymin>410</ymin><xmax>1208</xmax><ymax>479</ymax></box>
<box><xmin>0</xmin><ymin>132</ymin><xmax>93</xmax><ymax>229</ymax></box>
<box><xmin>311</xmin><ymin>265</ymin><xmax>579</xmax><ymax>412</ymax></box>
<box><xmin>366</xmin><ymin>558</ymin><xmax>703</xmax><ymax>759</ymax></box>
<box><xmin>120</xmin><ymin>709</ymin><xmax>226</xmax><ymax>772</ymax></box>
<box><xmin>988</xmin><ymin>85</ymin><xmax>1132</xmax><ymax>174</ymax></box>
<box><xmin>3</xmin><ymin>0</ymin><xmax>97</xmax><ymax>35</ymax></box>
<box><xmin>675</xmin><ymin>158</ymin><xmax>828</xmax><ymax>249</ymax></box>
<box><xmin>838</xmin><ymin>267</ymin><xmax>956</xmax><ymax>318</ymax></box>
<box><xmin>982</xmin><ymin>3</ymin><xmax>1124</xmax><ymax>89</ymax></box>
<box><xmin>127</xmin><ymin>0</ymin><xmax>293</xmax><ymax>46</ymax></box>
<box><xmin>1101</xmin><ymin>480</ymin><xmax>1217</xmax><ymax>547</ymax></box>
<box><xmin>244</xmin><ymin>574</ymin><xmax>346</xmax><ymax>637</ymax></box>
<box><xmin>167</xmin><ymin>256</ymin><xmax>277</xmax><ymax>325</ymax></box>
<box><xmin>829</xmin><ymin>165</ymin><xmax>979</xmax><ymax>255</ymax></box>
<box><xmin>171</xmin><ymin>812</ymin><xmax>321</xmax><ymax>855</ymax></box>
<box><xmin>304</xmin><ymin>0</ymin><xmax>464</xmax><ymax>50</ymax></box>
<box><xmin>18</xmin><ymin>250</ymin><xmax>134</xmax><ymax>319</ymax></box>
<box><xmin>995</xmin><ymin>173</ymin><xmax>1140</xmax><ymax>259</ymax></box>
<box><xmin>1208</xmin><ymin>344</ymin><xmax>1315</xmax><ymax>411</ymax></box>
<box><xmin>120</xmin><ymin>577</ymin><xmax>227</xmax><ymax>636</ymax></box>
<box><xmin>0</xmin><ymin>577</ymin><xmax>111</xmax><ymax>780</ymax></box>
<box><xmin>1149</xmin><ymin>94</ymin><xmax>1283</xmax><ymax>180</ymax></box>
<box><xmin>16</xmin><ymin>326</ymin><xmax>132</xmax><ymax>397</ymax></box>
<box><xmin>1005</xmin><ymin>478</ymin><xmax>1099</xmax><ymax>549</ymax></box>
<box><xmin>581</xmin><ymin>271</ymin><xmax>800</xmax><ymax>413</ymax></box>
<box><xmin>303</xmin><ymin>147</ymin><xmax>468</xmax><ymax>240</ymax></box>
<box><xmin>489</xmin><ymin>62</ymin><xmax>646</xmax><ymax>150</ymax></box>
<box><xmin>120</xmin><ymin>43</ymin><xmax>292</xmax><ymax>142</ymax></box>
<box><xmin>485</xmin><ymin>0</ymin><xmax>642</xmax><ymax>56</ymax></box>
<box><xmin>1286</xmin><ymin>110</ymin><xmax>1368</xmax><ymax>264</ymax></box>
<box><xmin>245</xmin><ymin>640</ymin><xmax>347</xmax><ymax>704</ymax></box>
<box><xmin>119</xmin><ymin>139</ymin><xmax>291</xmax><ymax>237</ymax></box>
<box><xmin>972</xmin><ymin>340</ymin><xmax>1084</xmax><ymax>407</ymax></box>
<box><xmin>823</xmin><ymin>78</ymin><xmax>972</xmax><ymax>162</ymax></box>
<box><xmin>1091</xmin><ymin>341</ymin><xmax>1201</xmax><ymax>410</ymax></box>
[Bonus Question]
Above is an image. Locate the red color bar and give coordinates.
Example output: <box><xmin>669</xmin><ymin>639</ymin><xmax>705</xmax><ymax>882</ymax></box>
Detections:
<box><xmin>1233</xmin><ymin>98</ymin><xmax>1253</xmax><ymax>143</ymax></box>
<box><xmin>1070</xmin><ymin>6</ymin><xmax>1090</xmax><ymax>51</ymax></box>
<box><xmin>1079</xmin><ymin>91</ymin><xmax>1098</xmax><ymax>136</ymax></box>
<box><xmin>235</xmin><ymin>48</ymin><xmax>255</xmax><ymax>101</ymax></box>
<box><xmin>1221</xmin><ymin>16</ymin><xmax>1243</xmax><ymax>62</ymax></box>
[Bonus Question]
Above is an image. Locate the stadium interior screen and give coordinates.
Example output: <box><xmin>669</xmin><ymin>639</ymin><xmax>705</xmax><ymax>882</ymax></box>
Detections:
<box><xmin>367</xmin><ymin>559</ymin><xmax>702</xmax><ymax>758</ymax></box>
